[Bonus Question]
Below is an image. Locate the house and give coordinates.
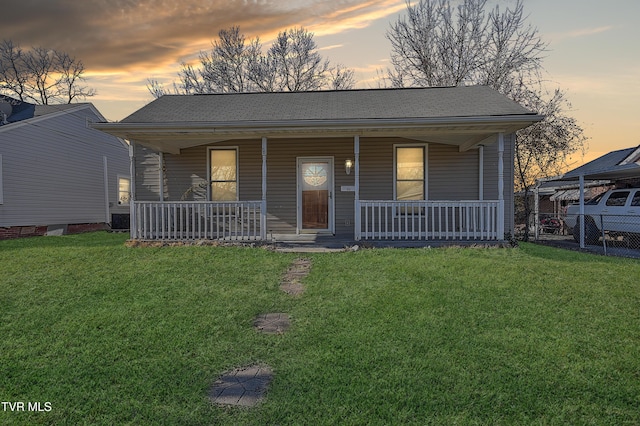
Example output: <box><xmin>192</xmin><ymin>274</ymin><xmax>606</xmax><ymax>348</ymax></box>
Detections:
<box><xmin>91</xmin><ymin>86</ymin><xmax>542</xmax><ymax>244</ymax></box>
<box><xmin>0</xmin><ymin>96</ymin><xmax>130</xmax><ymax>239</ymax></box>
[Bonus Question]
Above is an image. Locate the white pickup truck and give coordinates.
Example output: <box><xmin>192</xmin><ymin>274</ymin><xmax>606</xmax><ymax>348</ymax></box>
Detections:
<box><xmin>565</xmin><ymin>188</ymin><xmax>640</xmax><ymax>244</ymax></box>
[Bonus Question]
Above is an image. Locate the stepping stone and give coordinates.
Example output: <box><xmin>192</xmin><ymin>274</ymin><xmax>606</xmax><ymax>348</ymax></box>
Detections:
<box><xmin>280</xmin><ymin>258</ymin><xmax>312</xmax><ymax>296</ymax></box>
<box><xmin>209</xmin><ymin>364</ymin><xmax>273</xmax><ymax>407</ymax></box>
<box><xmin>253</xmin><ymin>313</ymin><xmax>291</xmax><ymax>334</ymax></box>
<box><xmin>280</xmin><ymin>282</ymin><xmax>305</xmax><ymax>296</ymax></box>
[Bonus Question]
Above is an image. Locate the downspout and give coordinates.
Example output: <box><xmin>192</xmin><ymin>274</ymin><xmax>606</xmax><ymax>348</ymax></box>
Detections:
<box><xmin>103</xmin><ymin>156</ymin><xmax>110</xmax><ymax>226</ymax></box>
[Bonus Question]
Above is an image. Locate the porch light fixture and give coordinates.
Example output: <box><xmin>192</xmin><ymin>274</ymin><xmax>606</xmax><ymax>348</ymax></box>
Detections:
<box><xmin>344</xmin><ymin>159</ymin><xmax>353</xmax><ymax>175</ymax></box>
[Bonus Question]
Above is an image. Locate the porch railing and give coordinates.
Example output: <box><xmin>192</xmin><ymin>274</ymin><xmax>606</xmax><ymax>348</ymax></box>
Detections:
<box><xmin>131</xmin><ymin>201</ymin><xmax>264</xmax><ymax>241</ymax></box>
<box><xmin>357</xmin><ymin>200</ymin><xmax>501</xmax><ymax>241</ymax></box>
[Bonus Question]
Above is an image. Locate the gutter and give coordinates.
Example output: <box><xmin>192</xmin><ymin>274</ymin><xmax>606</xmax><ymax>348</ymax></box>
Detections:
<box><xmin>90</xmin><ymin>114</ymin><xmax>544</xmax><ymax>135</ymax></box>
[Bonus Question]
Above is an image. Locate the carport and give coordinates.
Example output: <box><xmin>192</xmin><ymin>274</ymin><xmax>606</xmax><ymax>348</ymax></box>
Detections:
<box><xmin>538</xmin><ymin>145</ymin><xmax>640</xmax><ymax>250</ymax></box>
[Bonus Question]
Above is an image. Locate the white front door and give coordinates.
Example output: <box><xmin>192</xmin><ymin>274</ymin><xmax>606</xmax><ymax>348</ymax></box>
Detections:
<box><xmin>297</xmin><ymin>157</ymin><xmax>334</xmax><ymax>233</ymax></box>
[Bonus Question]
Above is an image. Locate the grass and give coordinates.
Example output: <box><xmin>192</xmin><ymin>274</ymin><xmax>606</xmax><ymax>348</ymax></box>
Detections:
<box><xmin>1</xmin><ymin>232</ymin><xmax>639</xmax><ymax>425</ymax></box>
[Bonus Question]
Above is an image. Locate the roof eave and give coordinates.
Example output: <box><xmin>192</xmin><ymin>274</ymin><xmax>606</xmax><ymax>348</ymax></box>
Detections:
<box><xmin>91</xmin><ymin>114</ymin><xmax>542</xmax><ymax>154</ymax></box>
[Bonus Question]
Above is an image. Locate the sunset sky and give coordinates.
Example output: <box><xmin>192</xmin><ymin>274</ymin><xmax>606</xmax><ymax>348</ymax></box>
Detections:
<box><xmin>2</xmin><ymin>0</ymin><xmax>638</xmax><ymax>168</ymax></box>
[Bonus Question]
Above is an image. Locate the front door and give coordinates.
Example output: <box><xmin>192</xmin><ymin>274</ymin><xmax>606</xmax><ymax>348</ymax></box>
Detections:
<box><xmin>298</xmin><ymin>158</ymin><xmax>334</xmax><ymax>233</ymax></box>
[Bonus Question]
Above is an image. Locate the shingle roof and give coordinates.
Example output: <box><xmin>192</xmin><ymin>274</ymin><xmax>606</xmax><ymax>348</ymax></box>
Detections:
<box><xmin>34</xmin><ymin>103</ymin><xmax>90</xmax><ymax>117</ymax></box>
<box><xmin>121</xmin><ymin>86</ymin><xmax>535</xmax><ymax>124</ymax></box>
<box><xmin>0</xmin><ymin>95</ymin><xmax>91</xmax><ymax>124</ymax></box>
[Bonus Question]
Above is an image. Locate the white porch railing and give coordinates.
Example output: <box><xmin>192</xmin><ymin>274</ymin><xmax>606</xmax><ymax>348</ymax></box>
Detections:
<box><xmin>131</xmin><ymin>201</ymin><xmax>264</xmax><ymax>241</ymax></box>
<box><xmin>357</xmin><ymin>200</ymin><xmax>501</xmax><ymax>241</ymax></box>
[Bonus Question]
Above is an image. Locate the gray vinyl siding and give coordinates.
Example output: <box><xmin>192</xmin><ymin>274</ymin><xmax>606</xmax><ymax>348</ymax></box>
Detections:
<box><xmin>133</xmin><ymin>134</ymin><xmax>515</xmax><ymax>237</ymax></box>
<box><xmin>134</xmin><ymin>145</ymin><xmax>163</xmax><ymax>201</ymax></box>
<box><xmin>155</xmin><ymin>140</ymin><xmax>262</xmax><ymax>202</ymax></box>
<box><xmin>0</xmin><ymin>106</ymin><xmax>130</xmax><ymax>227</ymax></box>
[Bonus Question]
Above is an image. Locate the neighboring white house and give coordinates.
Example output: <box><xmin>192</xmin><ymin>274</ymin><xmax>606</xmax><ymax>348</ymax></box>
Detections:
<box><xmin>0</xmin><ymin>96</ymin><xmax>130</xmax><ymax>239</ymax></box>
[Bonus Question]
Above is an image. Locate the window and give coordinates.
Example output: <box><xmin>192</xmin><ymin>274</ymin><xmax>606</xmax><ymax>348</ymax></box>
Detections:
<box><xmin>395</xmin><ymin>146</ymin><xmax>426</xmax><ymax>201</ymax></box>
<box><xmin>605</xmin><ymin>191</ymin><xmax>629</xmax><ymax>207</ymax></box>
<box><xmin>209</xmin><ymin>148</ymin><xmax>238</xmax><ymax>201</ymax></box>
<box><xmin>632</xmin><ymin>191</ymin><xmax>640</xmax><ymax>207</ymax></box>
<box><xmin>118</xmin><ymin>176</ymin><xmax>130</xmax><ymax>205</ymax></box>
<box><xmin>586</xmin><ymin>193</ymin><xmax>605</xmax><ymax>205</ymax></box>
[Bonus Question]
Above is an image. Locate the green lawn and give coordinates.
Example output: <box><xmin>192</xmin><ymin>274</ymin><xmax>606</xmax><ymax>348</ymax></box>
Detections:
<box><xmin>1</xmin><ymin>232</ymin><xmax>639</xmax><ymax>425</ymax></box>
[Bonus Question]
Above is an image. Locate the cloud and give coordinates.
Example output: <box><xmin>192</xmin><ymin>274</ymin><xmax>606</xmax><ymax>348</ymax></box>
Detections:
<box><xmin>318</xmin><ymin>44</ymin><xmax>344</xmax><ymax>51</ymax></box>
<box><xmin>0</xmin><ymin>0</ymin><xmax>405</xmax><ymax>74</ymax></box>
<box><xmin>549</xmin><ymin>25</ymin><xmax>614</xmax><ymax>42</ymax></box>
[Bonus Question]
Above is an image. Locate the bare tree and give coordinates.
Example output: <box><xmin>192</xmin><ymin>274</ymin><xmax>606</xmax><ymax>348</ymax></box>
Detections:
<box><xmin>0</xmin><ymin>40</ymin><xmax>30</xmax><ymax>102</ymax></box>
<box><xmin>149</xmin><ymin>26</ymin><xmax>355</xmax><ymax>97</ymax></box>
<box><xmin>197</xmin><ymin>26</ymin><xmax>262</xmax><ymax>93</ymax></box>
<box><xmin>328</xmin><ymin>64</ymin><xmax>356</xmax><ymax>90</ymax></box>
<box><xmin>386</xmin><ymin>0</ymin><xmax>586</xmax><ymax>239</ymax></box>
<box><xmin>514</xmin><ymin>86</ymin><xmax>587</xmax><ymax>240</ymax></box>
<box><xmin>387</xmin><ymin>0</ymin><xmax>487</xmax><ymax>87</ymax></box>
<box><xmin>56</xmin><ymin>50</ymin><xmax>96</xmax><ymax>103</ymax></box>
<box><xmin>267</xmin><ymin>28</ymin><xmax>330</xmax><ymax>91</ymax></box>
<box><xmin>0</xmin><ymin>40</ymin><xmax>95</xmax><ymax>104</ymax></box>
<box><xmin>387</xmin><ymin>0</ymin><xmax>546</xmax><ymax>90</ymax></box>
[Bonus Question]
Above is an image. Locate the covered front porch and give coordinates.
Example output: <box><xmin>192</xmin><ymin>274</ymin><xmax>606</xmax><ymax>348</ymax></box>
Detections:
<box><xmin>127</xmin><ymin>133</ymin><xmax>509</xmax><ymax>243</ymax></box>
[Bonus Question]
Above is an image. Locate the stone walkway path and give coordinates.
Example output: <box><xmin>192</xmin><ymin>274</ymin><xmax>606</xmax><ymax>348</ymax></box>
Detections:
<box><xmin>253</xmin><ymin>313</ymin><xmax>291</xmax><ymax>334</ymax></box>
<box><xmin>209</xmin><ymin>258</ymin><xmax>312</xmax><ymax>408</ymax></box>
<box><xmin>209</xmin><ymin>364</ymin><xmax>273</xmax><ymax>407</ymax></box>
<box><xmin>279</xmin><ymin>257</ymin><xmax>312</xmax><ymax>296</ymax></box>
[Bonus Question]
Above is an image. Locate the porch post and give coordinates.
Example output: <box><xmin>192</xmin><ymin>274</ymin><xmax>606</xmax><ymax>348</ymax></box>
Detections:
<box><xmin>261</xmin><ymin>137</ymin><xmax>267</xmax><ymax>240</ymax></box>
<box><xmin>478</xmin><ymin>145</ymin><xmax>484</xmax><ymax>201</ymax></box>
<box><xmin>497</xmin><ymin>133</ymin><xmax>505</xmax><ymax>240</ymax></box>
<box><xmin>129</xmin><ymin>143</ymin><xmax>137</xmax><ymax>239</ymax></box>
<box><xmin>579</xmin><ymin>174</ymin><xmax>585</xmax><ymax>248</ymax></box>
<box><xmin>354</xmin><ymin>135</ymin><xmax>361</xmax><ymax>241</ymax></box>
<box><xmin>158</xmin><ymin>152</ymin><xmax>164</xmax><ymax>201</ymax></box>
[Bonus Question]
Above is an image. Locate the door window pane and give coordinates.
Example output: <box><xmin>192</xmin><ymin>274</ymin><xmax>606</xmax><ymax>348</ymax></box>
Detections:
<box><xmin>302</xmin><ymin>163</ymin><xmax>328</xmax><ymax>190</ymax></box>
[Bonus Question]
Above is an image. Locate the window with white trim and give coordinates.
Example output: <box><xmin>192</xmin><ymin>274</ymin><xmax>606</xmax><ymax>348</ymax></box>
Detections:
<box><xmin>209</xmin><ymin>148</ymin><xmax>238</xmax><ymax>201</ymax></box>
<box><xmin>118</xmin><ymin>176</ymin><xmax>130</xmax><ymax>205</ymax></box>
<box><xmin>395</xmin><ymin>146</ymin><xmax>426</xmax><ymax>201</ymax></box>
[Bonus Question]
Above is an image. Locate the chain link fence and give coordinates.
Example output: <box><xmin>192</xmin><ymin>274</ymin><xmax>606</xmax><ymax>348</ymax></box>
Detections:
<box><xmin>532</xmin><ymin>211</ymin><xmax>640</xmax><ymax>256</ymax></box>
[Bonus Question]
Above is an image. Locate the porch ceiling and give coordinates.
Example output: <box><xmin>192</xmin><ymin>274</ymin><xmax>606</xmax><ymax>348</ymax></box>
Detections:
<box><xmin>92</xmin><ymin>115</ymin><xmax>540</xmax><ymax>154</ymax></box>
